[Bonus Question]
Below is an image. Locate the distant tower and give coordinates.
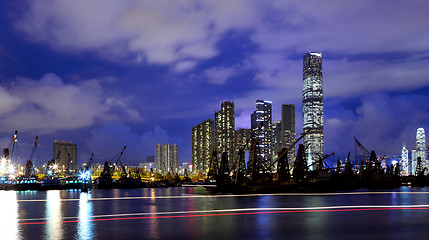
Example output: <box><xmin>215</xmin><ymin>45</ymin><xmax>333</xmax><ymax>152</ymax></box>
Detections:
<box><xmin>251</xmin><ymin>100</ymin><xmax>273</xmax><ymax>165</ymax></box>
<box><xmin>215</xmin><ymin>101</ymin><xmax>235</xmax><ymax>166</ymax></box>
<box><xmin>192</xmin><ymin>119</ymin><xmax>214</xmax><ymax>173</ymax></box>
<box><xmin>416</xmin><ymin>128</ymin><xmax>426</xmax><ymax>171</ymax></box>
<box><xmin>401</xmin><ymin>144</ymin><xmax>409</xmax><ymax>176</ymax></box>
<box><xmin>303</xmin><ymin>52</ymin><xmax>324</xmax><ymax>168</ymax></box>
<box><xmin>282</xmin><ymin>104</ymin><xmax>296</xmax><ymax>164</ymax></box>
<box><xmin>53</xmin><ymin>140</ymin><xmax>77</xmax><ymax>171</ymax></box>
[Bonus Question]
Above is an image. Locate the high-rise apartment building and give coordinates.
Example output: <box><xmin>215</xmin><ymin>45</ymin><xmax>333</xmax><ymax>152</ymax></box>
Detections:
<box><xmin>416</xmin><ymin>128</ymin><xmax>426</xmax><ymax>170</ymax></box>
<box><xmin>303</xmin><ymin>52</ymin><xmax>324</xmax><ymax>168</ymax></box>
<box><xmin>53</xmin><ymin>140</ymin><xmax>77</xmax><ymax>171</ymax></box>
<box><xmin>155</xmin><ymin>144</ymin><xmax>179</xmax><ymax>174</ymax></box>
<box><xmin>215</xmin><ymin>101</ymin><xmax>235</xmax><ymax>166</ymax></box>
<box><xmin>281</xmin><ymin>104</ymin><xmax>296</xmax><ymax>164</ymax></box>
<box><xmin>192</xmin><ymin>119</ymin><xmax>215</xmax><ymax>173</ymax></box>
<box><xmin>251</xmin><ymin>100</ymin><xmax>273</xmax><ymax>164</ymax></box>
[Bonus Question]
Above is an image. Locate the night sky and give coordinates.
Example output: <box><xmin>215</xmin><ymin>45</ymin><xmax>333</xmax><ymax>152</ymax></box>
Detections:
<box><xmin>1</xmin><ymin>1</ymin><xmax>429</xmax><ymax>166</ymax></box>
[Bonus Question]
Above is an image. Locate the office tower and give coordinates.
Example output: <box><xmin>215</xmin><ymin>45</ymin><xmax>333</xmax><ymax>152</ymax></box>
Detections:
<box><xmin>282</xmin><ymin>104</ymin><xmax>296</xmax><ymax>164</ymax></box>
<box><xmin>215</xmin><ymin>101</ymin><xmax>235</xmax><ymax>166</ymax></box>
<box><xmin>155</xmin><ymin>144</ymin><xmax>179</xmax><ymax>174</ymax></box>
<box><xmin>401</xmin><ymin>145</ymin><xmax>409</xmax><ymax>176</ymax></box>
<box><xmin>272</xmin><ymin>120</ymin><xmax>282</xmax><ymax>160</ymax></box>
<box><xmin>411</xmin><ymin>149</ymin><xmax>417</xmax><ymax>175</ymax></box>
<box><xmin>192</xmin><ymin>119</ymin><xmax>215</xmax><ymax>173</ymax></box>
<box><xmin>303</xmin><ymin>52</ymin><xmax>324</xmax><ymax>168</ymax></box>
<box><xmin>251</xmin><ymin>100</ymin><xmax>273</xmax><ymax>164</ymax></box>
<box><xmin>53</xmin><ymin>140</ymin><xmax>77</xmax><ymax>171</ymax></box>
<box><xmin>416</xmin><ymin>128</ymin><xmax>426</xmax><ymax>170</ymax></box>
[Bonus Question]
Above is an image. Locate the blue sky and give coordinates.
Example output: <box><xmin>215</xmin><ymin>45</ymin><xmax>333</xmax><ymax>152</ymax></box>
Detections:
<box><xmin>1</xmin><ymin>0</ymin><xmax>429</xmax><ymax>166</ymax></box>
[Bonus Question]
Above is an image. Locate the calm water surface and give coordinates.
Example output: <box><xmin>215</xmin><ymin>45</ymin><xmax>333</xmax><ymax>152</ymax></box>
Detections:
<box><xmin>1</xmin><ymin>187</ymin><xmax>429</xmax><ymax>240</ymax></box>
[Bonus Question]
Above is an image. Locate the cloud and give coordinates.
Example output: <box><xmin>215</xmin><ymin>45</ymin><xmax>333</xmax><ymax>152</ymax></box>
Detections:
<box><xmin>0</xmin><ymin>73</ymin><xmax>140</xmax><ymax>134</ymax></box>
<box><xmin>15</xmin><ymin>0</ymin><xmax>257</xmax><ymax>65</ymax></box>
<box><xmin>202</xmin><ymin>66</ymin><xmax>238</xmax><ymax>85</ymax></box>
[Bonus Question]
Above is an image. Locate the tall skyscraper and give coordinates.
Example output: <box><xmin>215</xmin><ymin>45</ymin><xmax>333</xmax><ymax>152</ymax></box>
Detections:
<box><xmin>53</xmin><ymin>140</ymin><xmax>77</xmax><ymax>171</ymax></box>
<box><xmin>192</xmin><ymin>119</ymin><xmax>215</xmax><ymax>173</ymax></box>
<box><xmin>155</xmin><ymin>144</ymin><xmax>179</xmax><ymax>174</ymax></box>
<box><xmin>302</xmin><ymin>52</ymin><xmax>324</xmax><ymax>168</ymax></box>
<box><xmin>251</xmin><ymin>100</ymin><xmax>273</xmax><ymax>164</ymax></box>
<box><xmin>281</xmin><ymin>104</ymin><xmax>296</xmax><ymax>164</ymax></box>
<box><xmin>401</xmin><ymin>145</ymin><xmax>409</xmax><ymax>176</ymax></box>
<box><xmin>416</xmin><ymin>128</ymin><xmax>426</xmax><ymax>170</ymax></box>
<box><xmin>215</xmin><ymin>101</ymin><xmax>235</xmax><ymax>166</ymax></box>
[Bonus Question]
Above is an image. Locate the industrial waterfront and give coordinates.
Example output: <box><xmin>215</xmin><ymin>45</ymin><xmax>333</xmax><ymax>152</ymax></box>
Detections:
<box><xmin>3</xmin><ymin>187</ymin><xmax>429</xmax><ymax>240</ymax></box>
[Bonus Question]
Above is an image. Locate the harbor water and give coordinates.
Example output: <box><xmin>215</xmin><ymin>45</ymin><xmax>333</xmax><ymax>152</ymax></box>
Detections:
<box><xmin>2</xmin><ymin>187</ymin><xmax>429</xmax><ymax>239</ymax></box>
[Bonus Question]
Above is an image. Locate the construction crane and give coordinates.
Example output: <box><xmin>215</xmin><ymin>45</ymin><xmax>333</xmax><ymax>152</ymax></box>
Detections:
<box><xmin>270</xmin><ymin>129</ymin><xmax>311</xmax><ymax>182</ymax></box>
<box><xmin>25</xmin><ymin>136</ymin><xmax>39</xmax><ymax>176</ymax></box>
<box><xmin>114</xmin><ymin>146</ymin><xmax>127</xmax><ymax>178</ymax></box>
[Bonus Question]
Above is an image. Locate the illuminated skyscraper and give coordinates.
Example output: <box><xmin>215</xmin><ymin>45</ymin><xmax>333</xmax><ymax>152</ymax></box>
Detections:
<box><xmin>416</xmin><ymin>128</ymin><xmax>426</xmax><ymax>170</ymax></box>
<box><xmin>251</xmin><ymin>100</ymin><xmax>273</xmax><ymax>164</ymax></box>
<box><xmin>192</xmin><ymin>119</ymin><xmax>214</xmax><ymax>173</ymax></box>
<box><xmin>303</xmin><ymin>52</ymin><xmax>324</xmax><ymax>168</ymax></box>
<box><xmin>401</xmin><ymin>145</ymin><xmax>409</xmax><ymax>176</ymax></box>
<box><xmin>282</xmin><ymin>104</ymin><xmax>296</xmax><ymax>164</ymax></box>
<box><xmin>215</xmin><ymin>101</ymin><xmax>235</xmax><ymax>166</ymax></box>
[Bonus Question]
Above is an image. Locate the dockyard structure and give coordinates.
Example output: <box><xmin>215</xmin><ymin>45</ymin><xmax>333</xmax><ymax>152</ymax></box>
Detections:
<box><xmin>215</xmin><ymin>101</ymin><xmax>235</xmax><ymax>167</ymax></box>
<box><xmin>251</xmin><ymin>100</ymin><xmax>273</xmax><ymax>165</ymax></box>
<box><xmin>53</xmin><ymin>140</ymin><xmax>77</xmax><ymax>172</ymax></box>
<box><xmin>282</xmin><ymin>104</ymin><xmax>296</xmax><ymax>165</ymax></box>
<box><xmin>155</xmin><ymin>144</ymin><xmax>179</xmax><ymax>175</ymax></box>
<box><xmin>303</xmin><ymin>52</ymin><xmax>324</xmax><ymax>169</ymax></box>
<box><xmin>192</xmin><ymin>119</ymin><xmax>215</xmax><ymax>173</ymax></box>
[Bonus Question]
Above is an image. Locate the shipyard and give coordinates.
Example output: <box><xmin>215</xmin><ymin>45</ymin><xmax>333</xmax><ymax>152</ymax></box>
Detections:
<box><xmin>2</xmin><ymin>1</ymin><xmax>429</xmax><ymax>240</ymax></box>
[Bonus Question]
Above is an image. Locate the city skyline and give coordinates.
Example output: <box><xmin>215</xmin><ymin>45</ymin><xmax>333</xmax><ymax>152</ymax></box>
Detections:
<box><xmin>0</xmin><ymin>1</ymin><xmax>429</xmax><ymax>165</ymax></box>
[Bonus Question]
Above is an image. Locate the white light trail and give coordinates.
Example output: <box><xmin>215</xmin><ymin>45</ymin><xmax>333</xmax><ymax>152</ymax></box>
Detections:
<box><xmin>15</xmin><ymin>191</ymin><xmax>429</xmax><ymax>202</ymax></box>
<box><xmin>18</xmin><ymin>204</ymin><xmax>429</xmax><ymax>222</ymax></box>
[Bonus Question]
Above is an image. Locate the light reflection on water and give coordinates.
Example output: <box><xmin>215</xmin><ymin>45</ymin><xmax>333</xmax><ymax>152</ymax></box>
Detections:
<box><xmin>148</xmin><ymin>188</ymin><xmax>160</xmax><ymax>239</ymax></box>
<box><xmin>0</xmin><ymin>191</ymin><xmax>20</xmax><ymax>240</ymax></box>
<box><xmin>78</xmin><ymin>192</ymin><xmax>94</xmax><ymax>240</ymax></box>
<box><xmin>44</xmin><ymin>190</ymin><xmax>63</xmax><ymax>240</ymax></box>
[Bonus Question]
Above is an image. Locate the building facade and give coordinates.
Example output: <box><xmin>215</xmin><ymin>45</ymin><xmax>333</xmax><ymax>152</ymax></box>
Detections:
<box><xmin>281</xmin><ymin>104</ymin><xmax>296</xmax><ymax>164</ymax></box>
<box><xmin>401</xmin><ymin>145</ymin><xmax>409</xmax><ymax>176</ymax></box>
<box><xmin>416</xmin><ymin>128</ymin><xmax>426</xmax><ymax>171</ymax></box>
<box><xmin>215</xmin><ymin>101</ymin><xmax>235</xmax><ymax>166</ymax></box>
<box><xmin>272</xmin><ymin>120</ymin><xmax>282</xmax><ymax>160</ymax></box>
<box><xmin>155</xmin><ymin>144</ymin><xmax>179</xmax><ymax>174</ymax></box>
<box><xmin>303</xmin><ymin>52</ymin><xmax>324</xmax><ymax>168</ymax></box>
<box><xmin>53</xmin><ymin>140</ymin><xmax>77</xmax><ymax>171</ymax></box>
<box><xmin>251</xmin><ymin>100</ymin><xmax>273</xmax><ymax>164</ymax></box>
<box><xmin>192</xmin><ymin>119</ymin><xmax>215</xmax><ymax>173</ymax></box>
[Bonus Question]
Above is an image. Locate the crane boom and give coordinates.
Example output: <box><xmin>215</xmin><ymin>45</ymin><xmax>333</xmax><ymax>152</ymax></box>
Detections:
<box><xmin>115</xmin><ymin>146</ymin><xmax>127</xmax><ymax>165</ymax></box>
